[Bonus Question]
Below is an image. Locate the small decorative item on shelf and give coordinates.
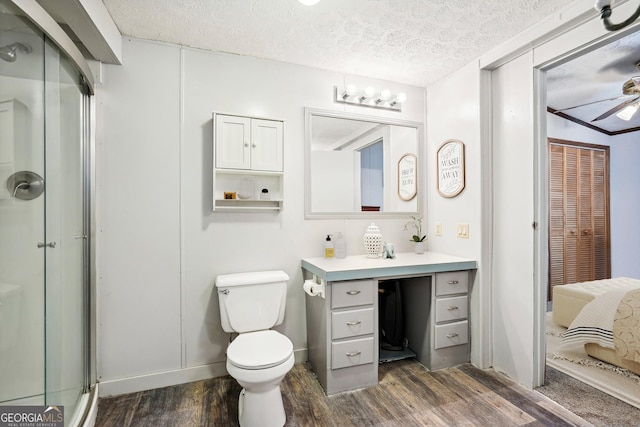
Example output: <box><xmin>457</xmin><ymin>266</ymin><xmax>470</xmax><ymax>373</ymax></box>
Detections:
<box><xmin>363</xmin><ymin>223</ymin><xmax>382</xmax><ymax>258</ymax></box>
<box><xmin>260</xmin><ymin>188</ymin><xmax>270</xmax><ymax>200</ymax></box>
<box><xmin>224</xmin><ymin>192</ymin><xmax>236</xmax><ymax>200</ymax></box>
<box><xmin>382</xmin><ymin>242</ymin><xmax>395</xmax><ymax>259</ymax></box>
<box><xmin>404</xmin><ymin>216</ymin><xmax>426</xmax><ymax>254</ymax></box>
<box><xmin>237</xmin><ymin>176</ymin><xmax>254</xmax><ymax>199</ymax></box>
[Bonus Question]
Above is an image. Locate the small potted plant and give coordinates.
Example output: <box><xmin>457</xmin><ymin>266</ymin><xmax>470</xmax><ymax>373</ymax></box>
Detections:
<box><xmin>404</xmin><ymin>216</ymin><xmax>426</xmax><ymax>254</ymax></box>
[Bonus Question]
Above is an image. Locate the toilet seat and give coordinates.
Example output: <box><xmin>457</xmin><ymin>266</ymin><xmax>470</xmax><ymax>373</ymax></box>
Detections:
<box><xmin>227</xmin><ymin>330</ymin><xmax>293</xmax><ymax>370</ymax></box>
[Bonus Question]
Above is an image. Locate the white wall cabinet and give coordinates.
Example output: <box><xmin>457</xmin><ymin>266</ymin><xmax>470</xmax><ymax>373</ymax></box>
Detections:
<box><xmin>213</xmin><ymin>113</ymin><xmax>284</xmax><ymax>211</ymax></box>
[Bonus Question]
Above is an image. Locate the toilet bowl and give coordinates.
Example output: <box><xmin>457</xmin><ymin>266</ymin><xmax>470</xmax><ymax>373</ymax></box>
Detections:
<box><xmin>215</xmin><ymin>271</ymin><xmax>294</xmax><ymax>427</ymax></box>
<box><xmin>226</xmin><ymin>330</ymin><xmax>294</xmax><ymax>427</ymax></box>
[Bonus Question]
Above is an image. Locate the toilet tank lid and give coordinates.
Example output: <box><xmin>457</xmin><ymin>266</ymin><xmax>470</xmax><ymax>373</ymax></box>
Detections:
<box><xmin>215</xmin><ymin>270</ymin><xmax>289</xmax><ymax>288</ymax></box>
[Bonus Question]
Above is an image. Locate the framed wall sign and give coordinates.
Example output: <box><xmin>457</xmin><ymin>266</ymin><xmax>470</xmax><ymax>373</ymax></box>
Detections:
<box><xmin>437</xmin><ymin>139</ymin><xmax>465</xmax><ymax>198</ymax></box>
<box><xmin>398</xmin><ymin>153</ymin><xmax>417</xmax><ymax>201</ymax></box>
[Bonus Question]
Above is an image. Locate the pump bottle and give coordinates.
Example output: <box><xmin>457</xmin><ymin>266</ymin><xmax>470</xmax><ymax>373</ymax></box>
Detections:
<box><xmin>324</xmin><ymin>235</ymin><xmax>334</xmax><ymax>258</ymax></box>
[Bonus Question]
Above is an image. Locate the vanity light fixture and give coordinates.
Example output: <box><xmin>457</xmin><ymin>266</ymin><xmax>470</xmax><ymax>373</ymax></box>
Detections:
<box><xmin>594</xmin><ymin>0</ymin><xmax>640</xmax><ymax>31</ymax></box>
<box><xmin>334</xmin><ymin>85</ymin><xmax>407</xmax><ymax>111</ymax></box>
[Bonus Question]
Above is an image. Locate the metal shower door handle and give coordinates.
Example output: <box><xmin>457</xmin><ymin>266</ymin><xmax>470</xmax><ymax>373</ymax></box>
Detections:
<box><xmin>37</xmin><ymin>242</ymin><xmax>56</xmax><ymax>248</ymax></box>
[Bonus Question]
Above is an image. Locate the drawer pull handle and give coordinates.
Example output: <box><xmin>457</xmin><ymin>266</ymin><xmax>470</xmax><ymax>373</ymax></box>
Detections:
<box><xmin>446</xmin><ymin>333</ymin><xmax>459</xmax><ymax>338</ymax></box>
<box><xmin>447</xmin><ymin>280</ymin><xmax>459</xmax><ymax>285</ymax></box>
<box><xmin>346</xmin><ymin>351</ymin><xmax>361</xmax><ymax>357</ymax></box>
<box><xmin>346</xmin><ymin>320</ymin><xmax>361</xmax><ymax>326</ymax></box>
<box><xmin>447</xmin><ymin>306</ymin><xmax>459</xmax><ymax>311</ymax></box>
<box><xmin>346</xmin><ymin>290</ymin><xmax>361</xmax><ymax>295</ymax></box>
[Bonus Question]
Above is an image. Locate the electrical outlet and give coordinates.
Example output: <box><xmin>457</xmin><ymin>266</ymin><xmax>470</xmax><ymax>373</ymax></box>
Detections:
<box><xmin>457</xmin><ymin>223</ymin><xmax>469</xmax><ymax>238</ymax></box>
<box><xmin>435</xmin><ymin>222</ymin><xmax>442</xmax><ymax>236</ymax></box>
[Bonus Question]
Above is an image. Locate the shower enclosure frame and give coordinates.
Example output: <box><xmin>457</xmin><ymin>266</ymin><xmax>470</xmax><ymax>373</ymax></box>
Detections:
<box><xmin>3</xmin><ymin>0</ymin><xmax>98</xmax><ymax>425</ymax></box>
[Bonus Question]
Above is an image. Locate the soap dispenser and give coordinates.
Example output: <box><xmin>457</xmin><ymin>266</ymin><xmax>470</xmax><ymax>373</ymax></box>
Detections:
<box><xmin>324</xmin><ymin>235</ymin><xmax>334</xmax><ymax>258</ymax></box>
<box><xmin>334</xmin><ymin>232</ymin><xmax>346</xmax><ymax>259</ymax></box>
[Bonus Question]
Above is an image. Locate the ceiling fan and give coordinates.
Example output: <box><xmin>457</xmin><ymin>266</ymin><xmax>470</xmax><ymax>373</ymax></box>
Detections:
<box><xmin>553</xmin><ymin>61</ymin><xmax>640</xmax><ymax>123</ymax></box>
<box><xmin>591</xmin><ymin>75</ymin><xmax>640</xmax><ymax>122</ymax></box>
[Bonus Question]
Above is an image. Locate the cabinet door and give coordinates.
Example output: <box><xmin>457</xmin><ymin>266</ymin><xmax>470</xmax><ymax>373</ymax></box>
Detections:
<box><xmin>216</xmin><ymin>115</ymin><xmax>251</xmax><ymax>169</ymax></box>
<box><xmin>548</xmin><ymin>141</ymin><xmax>610</xmax><ymax>296</ymax></box>
<box><xmin>251</xmin><ymin>119</ymin><xmax>283</xmax><ymax>171</ymax></box>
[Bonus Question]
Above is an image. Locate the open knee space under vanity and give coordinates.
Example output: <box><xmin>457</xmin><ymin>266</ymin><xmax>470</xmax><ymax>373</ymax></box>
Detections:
<box><xmin>302</xmin><ymin>252</ymin><xmax>477</xmax><ymax>395</ymax></box>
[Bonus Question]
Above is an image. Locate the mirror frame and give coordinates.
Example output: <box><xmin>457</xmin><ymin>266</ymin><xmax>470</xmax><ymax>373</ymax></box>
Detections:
<box><xmin>304</xmin><ymin>107</ymin><xmax>424</xmax><ymax>219</ymax></box>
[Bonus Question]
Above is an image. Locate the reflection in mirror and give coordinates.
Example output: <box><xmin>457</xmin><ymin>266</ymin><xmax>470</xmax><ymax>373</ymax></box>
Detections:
<box><xmin>305</xmin><ymin>108</ymin><xmax>423</xmax><ymax>218</ymax></box>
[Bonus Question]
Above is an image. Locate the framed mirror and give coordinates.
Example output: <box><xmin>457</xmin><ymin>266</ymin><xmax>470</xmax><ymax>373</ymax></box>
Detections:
<box><xmin>305</xmin><ymin>108</ymin><xmax>423</xmax><ymax>218</ymax></box>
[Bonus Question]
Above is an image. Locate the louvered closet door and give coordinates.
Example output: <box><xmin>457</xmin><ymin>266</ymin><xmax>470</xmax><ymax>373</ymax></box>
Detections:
<box><xmin>548</xmin><ymin>140</ymin><xmax>610</xmax><ymax>299</ymax></box>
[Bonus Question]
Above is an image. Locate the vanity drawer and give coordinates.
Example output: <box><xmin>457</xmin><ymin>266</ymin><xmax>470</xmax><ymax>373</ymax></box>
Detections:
<box><xmin>331</xmin><ymin>280</ymin><xmax>374</xmax><ymax>309</ymax></box>
<box><xmin>331</xmin><ymin>307</ymin><xmax>375</xmax><ymax>340</ymax></box>
<box><xmin>435</xmin><ymin>295</ymin><xmax>468</xmax><ymax>323</ymax></box>
<box><xmin>434</xmin><ymin>320</ymin><xmax>468</xmax><ymax>349</ymax></box>
<box><xmin>435</xmin><ymin>271</ymin><xmax>469</xmax><ymax>296</ymax></box>
<box><xmin>331</xmin><ymin>336</ymin><xmax>374</xmax><ymax>369</ymax></box>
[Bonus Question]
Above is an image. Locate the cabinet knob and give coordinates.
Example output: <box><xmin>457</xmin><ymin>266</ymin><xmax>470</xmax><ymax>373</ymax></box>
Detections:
<box><xmin>346</xmin><ymin>290</ymin><xmax>361</xmax><ymax>295</ymax></box>
<box><xmin>345</xmin><ymin>351</ymin><xmax>361</xmax><ymax>357</ymax></box>
<box><xmin>345</xmin><ymin>320</ymin><xmax>361</xmax><ymax>326</ymax></box>
<box><xmin>244</xmin><ymin>142</ymin><xmax>249</xmax><ymax>147</ymax></box>
<box><xmin>252</xmin><ymin>143</ymin><xmax>256</xmax><ymax>148</ymax></box>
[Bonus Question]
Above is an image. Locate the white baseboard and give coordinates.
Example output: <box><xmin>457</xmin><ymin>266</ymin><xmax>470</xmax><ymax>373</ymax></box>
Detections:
<box><xmin>98</xmin><ymin>348</ymin><xmax>308</xmax><ymax>398</ymax></box>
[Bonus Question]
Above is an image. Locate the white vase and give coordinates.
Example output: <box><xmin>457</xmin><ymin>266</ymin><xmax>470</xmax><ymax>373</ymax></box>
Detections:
<box><xmin>414</xmin><ymin>241</ymin><xmax>425</xmax><ymax>254</ymax></box>
<box><xmin>363</xmin><ymin>223</ymin><xmax>382</xmax><ymax>258</ymax></box>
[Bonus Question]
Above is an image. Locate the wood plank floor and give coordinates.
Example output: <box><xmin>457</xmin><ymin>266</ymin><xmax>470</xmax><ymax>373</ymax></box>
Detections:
<box><xmin>95</xmin><ymin>359</ymin><xmax>590</xmax><ymax>426</ymax></box>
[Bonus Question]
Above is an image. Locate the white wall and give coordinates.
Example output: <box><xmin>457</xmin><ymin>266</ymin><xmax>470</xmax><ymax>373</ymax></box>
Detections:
<box><xmin>547</xmin><ymin>112</ymin><xmax>640</xmax><ymax>278</ymax></box>
<box><xmin>425</xmin><ymin>61</ymin><xmax>485</xmax><ymax>367</ymax></box>
<box><xmin>96</xmin><ymin>40</ymin><xmax>183</xmax><ymax>388</ymax></box>
<box><xmin>96</xmin><ymin>38</ymin><xmax>426</xmax><ymax>395</ymax></box>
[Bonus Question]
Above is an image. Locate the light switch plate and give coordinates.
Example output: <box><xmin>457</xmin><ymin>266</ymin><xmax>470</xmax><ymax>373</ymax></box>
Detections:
<box><xmin>435</xmin><ymin>222</ymin><xmax>442</xmax><ymax>236</ymax></box>
<box><xmin>457</xmin><ymin>223</ymin><xmax>469</xmax><ymax>238</ymax></box>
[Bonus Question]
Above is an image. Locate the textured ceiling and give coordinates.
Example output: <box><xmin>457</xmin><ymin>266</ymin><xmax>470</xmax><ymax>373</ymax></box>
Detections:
<box><xmin>101</xmin><ymin>0</ymin><xmax>574</xmax><ymax>87</ymax></box>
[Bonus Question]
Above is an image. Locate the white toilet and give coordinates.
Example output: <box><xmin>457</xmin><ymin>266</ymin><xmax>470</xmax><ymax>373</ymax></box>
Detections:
<box><xmin>215</xmin><ymin>270</ymin><xmax>294</xmax><ymax>427</ymax></box>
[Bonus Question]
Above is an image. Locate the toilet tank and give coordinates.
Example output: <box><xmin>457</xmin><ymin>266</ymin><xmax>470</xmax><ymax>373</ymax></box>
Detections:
<box><xmin>215</xmin><ymin>270</ymin><xmax>289</xmax><ymax>333</ymax></box>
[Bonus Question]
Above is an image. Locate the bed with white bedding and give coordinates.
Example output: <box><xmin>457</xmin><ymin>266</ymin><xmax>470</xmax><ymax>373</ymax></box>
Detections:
<box><xmin>552</xmin><ymin>277</ymin><xmax>640</xmax><ymax>328</ymax></box>
<box><xmin>560</xmin><ymin>284</ymin><xmax>640</xmax><ymax>375</ymax></box>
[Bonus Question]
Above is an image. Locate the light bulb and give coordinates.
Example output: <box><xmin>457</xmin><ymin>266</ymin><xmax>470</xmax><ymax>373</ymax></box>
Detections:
<box><xmin>380</xmin><ymin>89</ymin><xmax>391</xmax><ymax>100</ymax></box>
<box><xmin>616</xmin><ymin>102</ymin><xmax>640</xmax><ymax>121</ymax></box>
<box><xmin>341</xmin><ymin>84</ymin><xmax>357</xmax><ymax>100</ymax></box>
<box><xmin>365</xmin><ymin>86</ymin><xmax>376</xmax><ymax>98</ymax></box>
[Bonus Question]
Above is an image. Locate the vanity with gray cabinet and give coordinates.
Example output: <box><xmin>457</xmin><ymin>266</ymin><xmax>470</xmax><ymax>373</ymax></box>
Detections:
<box><xmin>302</xmin><ymin>252</ymin><xmax>476</xmax><ymax>395</ymax></box>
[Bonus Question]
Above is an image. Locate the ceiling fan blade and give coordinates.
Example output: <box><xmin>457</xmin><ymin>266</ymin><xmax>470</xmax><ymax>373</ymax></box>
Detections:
<box><xmin>592</xmin><ymin>96</ymin><xmax>640</xmax><ymax>122</ymax></box>
<box><xmin>552</xmin><ymin>95</ymin><xmax>632</xmax><ymax>113</ymax></box>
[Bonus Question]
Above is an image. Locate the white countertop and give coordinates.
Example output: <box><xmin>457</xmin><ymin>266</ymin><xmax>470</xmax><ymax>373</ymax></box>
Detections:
<box><xmin>301</xmin><ymin>251</ymin><xmax>477</xmax><ymax>282</ymax></box>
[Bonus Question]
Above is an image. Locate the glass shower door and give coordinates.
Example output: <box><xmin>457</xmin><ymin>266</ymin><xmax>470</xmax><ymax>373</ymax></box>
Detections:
<box><xmin>0</xmin><ymin>1</ymin><xmax>46</xmax><ymax>405</ymax></box>
<box><xmin>43</xmin><ymin>38</ymin><xmax>88</xmax><ymax>424</ymax></box>
<box><xmin>0</xmin><ymin>2</ymin><xmax>90</xmax><ymax>424</ymax></box>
